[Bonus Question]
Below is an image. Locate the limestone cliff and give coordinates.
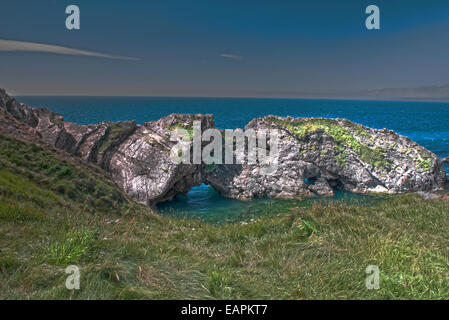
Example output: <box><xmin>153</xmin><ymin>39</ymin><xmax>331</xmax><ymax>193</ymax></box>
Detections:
<box><xmin>0</xmin><ymin>88</ymin><xmax>446</xmax><ymax>205</ymax></box>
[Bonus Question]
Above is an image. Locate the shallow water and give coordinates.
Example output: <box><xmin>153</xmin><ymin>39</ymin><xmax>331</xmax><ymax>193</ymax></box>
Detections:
<box><xmin>156</xmin><ymin>183</ymin><xmax>389</xmax><ymax>224</ymax></box>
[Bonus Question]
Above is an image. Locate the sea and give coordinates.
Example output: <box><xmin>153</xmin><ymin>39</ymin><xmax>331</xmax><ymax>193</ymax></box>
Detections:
<box><xmin>18</xmin><ymin>96</ymin><xmax>449</xmax><ymax>223</ymax></box>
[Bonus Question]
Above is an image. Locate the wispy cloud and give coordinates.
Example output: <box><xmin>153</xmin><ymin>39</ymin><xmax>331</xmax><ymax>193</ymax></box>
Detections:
<box><xmin>220</xmin><ymin>53</ymin><xmax>242</xmax><ymax>61</ymax></box>
<box><xmin>0</xmin><ymin>39</ymin><xmax>140</xmax><ymax>61</ymax></box>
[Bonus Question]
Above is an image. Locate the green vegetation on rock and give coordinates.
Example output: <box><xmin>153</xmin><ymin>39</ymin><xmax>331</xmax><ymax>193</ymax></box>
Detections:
<box><xmin>271</xmin><ymin>118</ymin><xmax>391</xmax><ymax>170</ymax></box>
<box><xmin>168</xmin><ymin>123</ymin><xmax>195</xmax><ymax>140</ymax></box>
<box><xmin>415</xmin><ymin>153</ymin><xmax>432</xmax><ymax>171</ymax></box>
<box><xmin>98</xmin><ymin>123</ymin><xmax>134</xmax><ymax>155</ymax></box>
<box><xmin>205</xmin><ymin>163</ymin><xmax>219</xmax><ymax>172</ymax></box>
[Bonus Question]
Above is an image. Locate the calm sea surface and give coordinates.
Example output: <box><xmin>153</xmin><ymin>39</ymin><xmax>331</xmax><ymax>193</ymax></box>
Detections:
<box><xmin>19</xmin><ymin>97</ymin><xmax>449</xmax><ymax>223</ymax></box>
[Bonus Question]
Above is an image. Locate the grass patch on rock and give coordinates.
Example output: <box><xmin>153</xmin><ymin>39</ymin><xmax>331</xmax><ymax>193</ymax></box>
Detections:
<box><xmin>270</xmin><ymin>117</ymin><xmax>391</xmax><ymax>170</ymax></box>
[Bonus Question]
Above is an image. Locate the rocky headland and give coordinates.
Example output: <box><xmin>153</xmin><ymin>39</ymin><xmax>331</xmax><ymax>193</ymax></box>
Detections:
<box><xmin>0</xmin><ymin>88</ymin><xmax>447</xmax><ymax>206</ymax></box>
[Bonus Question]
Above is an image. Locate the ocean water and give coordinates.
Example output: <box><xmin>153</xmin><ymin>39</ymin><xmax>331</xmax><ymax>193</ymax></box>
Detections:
<box><xmin>19</xmin><ymin>96</ymin><xmax>449</xmax><ymax>222</ymax></box>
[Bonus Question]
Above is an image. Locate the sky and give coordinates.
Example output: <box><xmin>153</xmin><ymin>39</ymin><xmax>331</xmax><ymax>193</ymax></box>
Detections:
<box><xmin>1</xmin><ymin>0</ymin><xmax>449</xmax><ymax>97</ymax></box>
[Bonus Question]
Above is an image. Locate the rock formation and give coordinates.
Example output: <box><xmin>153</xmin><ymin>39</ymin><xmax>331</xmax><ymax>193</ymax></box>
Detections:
<box><xmin>0</xmin><ymin>88</ymin><xmax>215</xmax><ymax>205</ymax></box>
<box><xmin>1</xmin><ymin>88</ymin><xmax>447</xmax><ymax>206</ymax></box>
<box><xmin>204</xmin><ymin>116</ymin><xmax>447</xmax><ymax>199</ymax></box>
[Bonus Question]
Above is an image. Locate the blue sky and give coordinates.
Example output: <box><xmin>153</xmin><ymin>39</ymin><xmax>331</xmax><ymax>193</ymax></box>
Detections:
<box><xmin>1</xmin><ymin>0</ymin><xmax>449</xmax><ymax>96</ymax></box>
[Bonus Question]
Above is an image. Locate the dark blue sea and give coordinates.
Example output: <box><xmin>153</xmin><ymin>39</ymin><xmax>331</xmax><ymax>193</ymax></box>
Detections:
<box><xmin>18</xmin><ymin>97</ymin><xmax>449</xmax><ymax>223</ymax></box>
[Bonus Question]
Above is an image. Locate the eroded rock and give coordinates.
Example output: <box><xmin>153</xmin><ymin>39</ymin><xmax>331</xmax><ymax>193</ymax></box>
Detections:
<box><xmin>204</xmin><ymin>116</ymin><xmax>447</xmax><ymax>199</ymax></box>
<box><xmin>108</xmin><ymin>114</ymin><xmax>213</xmax><ymax>205</ymax></box>
<box><xmin>0</xmin><ymin>88</ymin><xmax>447</xmax><ymax>206</ymax></box>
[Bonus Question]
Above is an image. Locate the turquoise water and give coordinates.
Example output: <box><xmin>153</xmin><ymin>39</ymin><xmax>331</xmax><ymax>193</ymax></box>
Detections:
<box><xmin>18</xmin><ymin>96</ymin><xmax>449</xmax><ymax>222</ymax></box>
<box><xmin>157</xmin><ymin>183</ymin><xmax>388</xmax><ymax>224</ymax></box>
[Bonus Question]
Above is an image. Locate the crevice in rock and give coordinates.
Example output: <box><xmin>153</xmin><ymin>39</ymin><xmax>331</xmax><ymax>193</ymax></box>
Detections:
<box><xmin>74</xmin><ymin>126</ymin><xmax>101</xmax><ymax>155</ymax></box>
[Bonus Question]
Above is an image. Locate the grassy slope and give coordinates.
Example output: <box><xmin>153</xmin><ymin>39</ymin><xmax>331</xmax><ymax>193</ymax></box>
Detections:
<box><xmin>0</xmin><ymin>133</ymin><xmax>448</xmax><ymax>299</ymax></box>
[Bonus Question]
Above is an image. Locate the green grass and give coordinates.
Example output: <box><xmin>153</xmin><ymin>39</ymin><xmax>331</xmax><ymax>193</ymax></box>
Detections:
<box><xmin>168</xmin><ymin>124</ymin><xmax>194</xmax><ymax>140</ymax></box>
<box><xmin>0</xmin><ymin>133</ymin><xmax>448</xmax><ymax>299</ymax></box>
<box><xmin>0</xmin><ymin>134</ymin><xmax>135</xmax><ymax>214</ymax></box>
<box><xmin>43</xmin><ymin>228</ymin><xmax>99</xmax><ymax>265</ymax></box>
<box><xmin>97</xmin><ymin>122</ymin><xmax>134</xmax><ymax>155</ymax></box>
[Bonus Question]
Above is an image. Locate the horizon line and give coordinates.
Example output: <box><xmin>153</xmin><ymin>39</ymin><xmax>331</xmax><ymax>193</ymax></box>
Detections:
<box><xmin>13</xmin><ymin>94</ymin><xmax>449</xmax><ymax>103</ymax></box>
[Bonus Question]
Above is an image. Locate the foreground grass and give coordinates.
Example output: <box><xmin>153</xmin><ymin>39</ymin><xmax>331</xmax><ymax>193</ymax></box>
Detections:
<box><xmin>0</xmin><ymin>134</ymin><xmax>448</xmax><ymax>299</ymax></box>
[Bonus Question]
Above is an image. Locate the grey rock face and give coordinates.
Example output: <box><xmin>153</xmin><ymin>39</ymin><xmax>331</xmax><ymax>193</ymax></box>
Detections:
<box><xmin>203</xmin><ymin>116</ymin><xmax>447</xmax><ymax>199</ymax></box>
<box><xmin>0</xmin><ymin>88</ymin><xmax>447</xmax><ymax>206</ymax></box>
<box><xmin>108</xmin><ymin>114</ymin><xmax>213</xmax><ymax>205</ymax></box>
<box><xmin>0</xmin><ymin>89</ymin><xmax>38</xmax><ymax>127</ymax></box>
